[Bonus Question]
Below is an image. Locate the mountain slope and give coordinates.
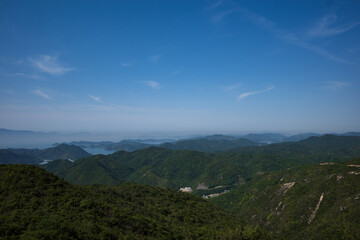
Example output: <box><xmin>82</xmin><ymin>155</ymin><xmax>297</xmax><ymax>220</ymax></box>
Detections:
<box><xmin>2</xmin><ymin>144</ymin><xmax>92</xmax><ymax>165</ymax></box>
<box><xmin>160</xmin><ymin>137</ymin><xmax>258</xmax><ymax>152</ymax></box>
<box><xmin>45</xmin><ymin>147</ymin><xmax>216</xmax><ymax>188</ymax></box>
<box><xmin>211</xmin><ymin>158</ymin><xmax>360</xmax><ymax>239</ymax></box>
<box><xmin>220</xmin><ymin>135</ymin><xmax>360</xmax><ymax>179</ymax></box>
<box><xmin>67</xmin><ymin>140</ymin><xmax>151</xmax><ymax>152</ymax></box>
<box><xmin>241</xmin><ymin>133</ymin><xmax>286</xmax><ymax>144</ymax></box>
<box><xmin>44</xmin><ymin>135</ymin><xmax>360</xmax><ymax>190</ymax></box>
<box><xmin>283</xmin><ymin>133</ymin><xmax>322</xmax><ymax>142</ymax></box>
<box><xmin>0</xmin><ymin>165</ymin><xmax>269</xmax><ymax>239</ymax></box>
<box><xmin>37</xmin><ymin>144</ymin><xmax>92</xmax><ymax>160</ymax></box>
<box><xmin>0</xmin><ymin>149</ymin><xmax>41</xmax><ymax>164</ymax></box>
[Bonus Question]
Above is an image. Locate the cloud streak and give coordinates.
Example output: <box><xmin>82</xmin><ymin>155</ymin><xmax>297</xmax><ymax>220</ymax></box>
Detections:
<box><xmin>237</xmin><ymin>86</ymin><xmax>274</xmax><ymax>100</ymax></box>
<box><xmin>32</xmin><ymin>89</ymin><xmax>51</xmax><ymax>100</ymax></box>
<box><xmin>28</xmin><ymin>55</ymin><xmax>74</xmax><ymax>75</ymax></box>
<box><xmin>122</xmin><ymin>62</ymin><xmax>135</xmax><ymax>67</ymax></box>
<box><xmin>223</xmin><ymin>82</ymin><xmax>242</xmax><ymax>92</ymax></box>
<box><xmin>205</xmin><ymin>0</ymin><xmax>224</xmax><ymax>11</ymax></box>
<box><xmin>238</xmin><ymin>9</ymin><xmax>358</xmax><ymax>65</ymax></box>
<box><xmin>8</xmin><ymin>72</ymin><xmax>43</xmax><ymax>80</ymax></box>
<box><xmin>323</xmin><ymin>81</ymin><xmax>350</xmax><ymax>90</ymax></box>
<box><xmin>211</xmin><ymin>9</ymin><xmax>238</xmax><ymax>23</ymax></box>
<box><xmin>172</xmin><ymin>69</ymin><xmax>183</xmax><ymax>75</ymax></box>
<box><xmin>306</xmin><ymin>14</ymin><xmax>360</xmax><ymax>39</ymax></box>
<box><xmin>88</xmin><ymin>95</ymin><xmax>101</xmax><ymax>102</ymax></box>
<box><xmin>145</xmin><ymin>81</ymin><xmax>161</xmax><ymax>90</ymax></box>
<box><xmin>149</xmin><ymin>54</ymin><xmax>161</xmax><ymax>63</ymax></box>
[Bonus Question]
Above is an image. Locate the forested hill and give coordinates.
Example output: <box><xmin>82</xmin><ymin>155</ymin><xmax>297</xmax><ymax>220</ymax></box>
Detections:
<box><xmin>0</xmin><ymin>144</ymin><xmax>92</xmax><ymax>165</ymax></box>
<box><xmin>0</xmin><ymin>164</ymin><xmax>270</xmax><ymax>239</ymax></box>
<box><xmin>211</xmin><ymin>158</ymin><xmax>360</xmax><ymax>239</ymax></box>
<box><xmin>43</xmin><ymin>135</ymin><xmax>360</xmax><ymax>189</ymax></box>
<box><xmin>0</xmin><ymin>149</ymin><xmax>41</xmax><ymax>165</ymax></box>
<box><xmin>160</xmin><ymin>137</ymin><xmax>258</xmax><ymax>152</ymax></box>
<box><xmin>44</xmin><ymin>148</ymin><xmax>214</xmax><ymax>187</ymax></box>
<box><xmin>230</xmin><ymin>134</ymin><xmax>360</xmax><ymax>154</ymax></box>
<box><xmin>36</xmin><ymin>143</ymin><xmax>92</xmax><ymax>160</ymax></box>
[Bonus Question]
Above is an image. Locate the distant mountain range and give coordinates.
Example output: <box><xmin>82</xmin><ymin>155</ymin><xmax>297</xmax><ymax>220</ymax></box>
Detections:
<box><xmin>0</xmin><ymin>144</ymin><xmax>91</xmax><ymax>165</ymax></box>
<box><xmin>64</xmin><ymin>140</ymin><xmax>153</xmax><ymax>152</ymax></box>
<box><xmin>42</xmin><ymin>135</ymin><xmax>360</xmax><ymax>190</ymax></box>
<box><xmin>159</xmin><ymin>136</ymin><xmax>259</xmax><ymax>152</ymax></box>
<box><xmin>0</xmin><ymin>128</ymin><xmax>174</xmax><ymax>148</ymax></box>
<box><xmin>240</xmin><ymin>132</ymin><xmax>360</xmax><ymax>144</ymax></box>
<box><xmin>56</xmin><ymin>132</ymin><xmax>360</xmax><ymax>153</ymax></box>
<box><xmin>0</xmin><ymin>149</ymin><xmax>41</xmax><ymax>165</ymax></box>
<box><xmin>1</xmin><ymin>128</ymin><xmax>359</xmax><ymax>150</ymax></box>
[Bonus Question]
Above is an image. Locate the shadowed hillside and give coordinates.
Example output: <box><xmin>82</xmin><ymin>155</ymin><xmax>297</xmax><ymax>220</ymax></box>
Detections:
<box><xmin>1</xmin><ymin>144</ymin><xmax>92</xmax><ymax>165</ymax></box>
<box><xmin>160</xmin><ymin>136</ymin><xmax>258</xmax><ymax>152</ymax></box>
<box><xmin>0</xmin><ymin>165</ymin><xmax>270</xmax><ymax>239</ymax></box>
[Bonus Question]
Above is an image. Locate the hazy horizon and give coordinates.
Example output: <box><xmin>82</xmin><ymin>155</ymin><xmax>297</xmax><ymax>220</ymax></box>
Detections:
<box><xmin>1</xmin><ymin>1</ymin><xmax>360</xmax><ymax>133</ymax></box>
<box><xmin>1</xmin><ymin>127</ymin><xmax>359</xmax><ymax>149</ymax></box>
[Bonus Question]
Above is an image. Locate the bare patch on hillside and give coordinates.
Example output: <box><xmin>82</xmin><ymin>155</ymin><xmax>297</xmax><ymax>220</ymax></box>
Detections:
<box><xmin>196</xmin><ymin>182</ymin><xmax>208</xmax><ymax>190</ymax></box>
<box><xmin>279</xmin><ymin>182</ymin><xmax>295</xmax><ymax>194</ymax></box>
<box><xmin>348</xmin><ymin>164</ymin><xmax>360</xmax><ymax>168</ymax></box>
<box><xmin>308</xmin><ymin>193</ymin><xmax>324</xmax><ymax>224</ymax></box>
<box><xmin>320</xmin><ymin>162</ymin><xmax>335</xmax><ymax>166</ymax></box>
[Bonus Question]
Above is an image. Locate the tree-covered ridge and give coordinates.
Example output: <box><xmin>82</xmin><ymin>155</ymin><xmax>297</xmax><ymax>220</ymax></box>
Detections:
<box><xmin>66</xmin><ymin>140</ymin><xmax>152</xmax><ymax>152</ymax></box>
<box><xmin>36</xmin><ymin>143</ymin><xmax>92</xmax><ymax>160</ymax></box>
<box><xmin>211</xmin><ymin>158</ymin><xmax>360</xmax><ymax>239</ymax></box>
<box><xmin>44</xmin><ymin>135</ymin><xmax>360</xmax><ymax>190</ymax></box>
<box><xmin>45</xmin><ymin>147</ymin><xmax>215</xmax><ymax>188</ymax></box>
<box><xmin>0</xmin><ymin>164</ymin><xmax>269</xmax><ymax>240</ymax></box>
<box><xmin>160</xmin><ymin>135</ymin><xmax>259</xmax><ymax>153</ymax></box>
<box><xmin>0</xmin><ymin>149</ymin><xmax>41</xmax><ymax>165</ymax></box>
<box><xmin>0</xmin><ymin>144</ymin><xmax>92</xmax><ymax>165</ymax></box>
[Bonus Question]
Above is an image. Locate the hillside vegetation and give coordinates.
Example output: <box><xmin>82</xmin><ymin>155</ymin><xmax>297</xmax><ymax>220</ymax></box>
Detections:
<box><xmin>0</xmin><ymin>144</ymin><xmax>91</xmax><ymax>165</ymax></box>
<box><xmin>44</xmin><ymin>135</ymin><xmax>360</xmax><ymax>190</ymax></box>
<box><xmin>0</xmin><ymin>164</ymin><xmax>269</xmax><ymax>240</ymax></box>
<box><xmin>211</xmin><ymin>158</ymin><xmax>360</xmax><ymax>239</ymax></box>
<box><xmin>36</xmin><ymin>143</ymin><xmax>92</xmax><ymax>160</ymax></box>
<box><xmin>160</xmin><ymin>135</ymin><xmax>258</xmax><ymax>152</ymax></box>
<box><xmin>0</xmin><ymin>149</ymin><xmax>41</xmax><ymax>165</ymax></box>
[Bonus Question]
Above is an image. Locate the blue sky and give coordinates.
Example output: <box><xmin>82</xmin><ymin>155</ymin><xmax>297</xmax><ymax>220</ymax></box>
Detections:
<box><xmin>0</xmin><ymin>0</ymin><xmax>359</xmax><ymax>134</ymax></box>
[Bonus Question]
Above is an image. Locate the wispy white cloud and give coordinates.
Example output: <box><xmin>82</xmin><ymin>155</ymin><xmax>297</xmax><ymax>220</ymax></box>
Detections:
<box><xmin>1</xmin><ymin>89</ymin><xmax>15</xmax><ymax>95</ymax></box>
<box><xmin>122</xmin><ymin>62</ymin><xmax>135</xmax><ymax>67</ymax></box>
<box><xmin>145</xmin><ymin>81</ymin><xmax>161</xmax><ymax>90</ymax></box>
<box><xmin>0</xmin><ymin>57</ymin><xmax>24</xmax><ymax>65</ymax></box>
<box><xmin>211</xmin><ymin>9</ymin><xmax>238</xmax><ymax>23</ymax></box>
<box><xmin>88</xmin><ymin>95</ymin><xmax>101</xmax><ymax>102</ymax></box>
<box><xmin>205</xmin><ymin>0</ymin><xmax>224</xmax><ymax>11</ymax></box>
<box><xmin>28</xmin><ymin>55</ymin><xmax>74</xmax><ymax>75</ymax></box>
<box><xmin>323</xmin><ymin>81</ymin><xmax>350</xmax><ymax>90</ymax></box>
<box><xmin>223</xmin><ymin>82</ymin><xmax>242</xmax><ymax>92</ymax></box>
<box><xmin>306</xmin><ymin>14</ymin><xmax>360</xmax><ymax>39</ymax></box>
<box><xmin>8</xmin><ymin>72</ymin><xmax>43</xmax><ymax>80</ymax></box>
<box><xmin>238</xmin><ymin>9</ymin><xmax>358</xmax><ymax>65</ymax></box>
<box><xmin>172</xmin><ymin>69</ymin><xmax>183</xmax><ymax>75</ymax></box>
<box><xmin>32</xmin><ymin>89</ymin><xmax>51</xmax><ymax>100</ymax></box>
<box><xmin>149</xmin><ymin>54</ymin><xmax>161</xmax><ymax>63</ymax></box>
<box><xmin>237</xmin><ymin>86</ymin><xmax>274</xmax><ymax>100</ymax></box>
